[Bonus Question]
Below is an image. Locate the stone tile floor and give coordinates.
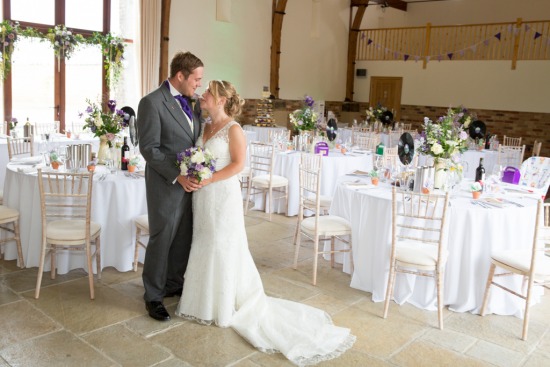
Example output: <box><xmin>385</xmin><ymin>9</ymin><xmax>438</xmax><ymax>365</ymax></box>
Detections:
<box><xmin>0</xmin><ymin>211</ymin><xmax>548</xmax><ymax>366</ymax></box>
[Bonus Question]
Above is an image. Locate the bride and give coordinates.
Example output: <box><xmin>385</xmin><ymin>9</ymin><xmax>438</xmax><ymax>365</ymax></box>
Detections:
<box><xmin>175</xmin><ymin>80</ymin><xmax>355</xmax><ymax>366</ymax></box>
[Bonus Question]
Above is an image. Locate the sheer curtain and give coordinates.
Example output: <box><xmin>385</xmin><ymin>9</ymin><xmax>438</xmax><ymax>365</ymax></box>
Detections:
<box><xmin>140</xmin><ymin>0</ymin><xmax>161</xmax><ymax>96</ymax></box>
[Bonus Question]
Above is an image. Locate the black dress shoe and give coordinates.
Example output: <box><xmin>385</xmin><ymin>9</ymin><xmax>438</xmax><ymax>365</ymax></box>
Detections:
<box><xmin>146</xmin><ymin>301</ymin><xmax>171</xmax><ymax>321</ymax></box>
<box><xmin>164</xmin><ymin>288</ymin><xmax>183</xmax><ymax>298</ymax></box>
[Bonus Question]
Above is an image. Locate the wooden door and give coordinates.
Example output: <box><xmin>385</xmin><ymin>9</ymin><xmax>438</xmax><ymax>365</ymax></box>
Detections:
<box><xmin>369</xmin><ymin>77</ymin><xmax>403</xmax><ymax>121</ymax></box>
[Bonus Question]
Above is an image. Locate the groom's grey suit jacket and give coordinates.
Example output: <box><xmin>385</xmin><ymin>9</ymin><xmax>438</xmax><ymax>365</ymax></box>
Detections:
<box><xmin>137</xmin><ymin>83</ymin><xmax>201</xmax><ymax>302</ymax></box>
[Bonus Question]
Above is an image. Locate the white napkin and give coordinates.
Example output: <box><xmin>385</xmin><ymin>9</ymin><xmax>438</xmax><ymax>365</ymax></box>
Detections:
<box><xmin>17</xmin><ymin>166</ymin><xmax>38</xmax><ymax>174</ymax></box>
<box><xmin>346</xmin><ymin>170</ymin><xmax>370</xmax><ymax>176</ymax></box>
<box><xmin>11</xmin><ymin>156</ymin><xmax>43</xmax><ymax>165</ymax></box>
<box><xmin>345</xmin><ymin>182</ymin><xmax>376</xmax><ymax>189</ymax></box>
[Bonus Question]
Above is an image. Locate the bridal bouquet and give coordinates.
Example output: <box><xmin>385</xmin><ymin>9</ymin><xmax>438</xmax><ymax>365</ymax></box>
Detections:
<box><xmin>176</xmin><ymin>146</ymin><xmax>216</xmax><ymax>183</ymax></box>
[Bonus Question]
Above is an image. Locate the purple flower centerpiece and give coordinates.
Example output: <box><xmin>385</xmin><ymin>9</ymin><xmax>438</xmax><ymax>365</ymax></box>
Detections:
<box><xmin>176</xmin><ymin>147</ymin><xmax>216</xmax><ymax>183</ymax></box>
<box><xmin>416</xmin><ymin>107</ymin><xmax>470</xmax><ymax>189</ymax></box>
<box><xmin>80</xmin><ymin>98</ymin><xmax>124</xmax><ymax>146</ymax></box>
<box><xmin>289</xmin><ymin>95</ymin><xmax>320</xmax><ymax>132</ymax></box>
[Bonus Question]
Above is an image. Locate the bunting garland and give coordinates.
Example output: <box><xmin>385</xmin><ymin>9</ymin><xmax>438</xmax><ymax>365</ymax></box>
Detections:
<box><xmin>361</xmin><ymin>20</ymin><xmax>550</xmax><ymax>65</ymax></box>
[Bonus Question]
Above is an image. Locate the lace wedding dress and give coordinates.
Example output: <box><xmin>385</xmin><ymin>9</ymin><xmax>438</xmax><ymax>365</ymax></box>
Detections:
<box><xmin>176</xmin><ymin>121</ymin><xmax>355</xmax><ymax>366</ymax></box>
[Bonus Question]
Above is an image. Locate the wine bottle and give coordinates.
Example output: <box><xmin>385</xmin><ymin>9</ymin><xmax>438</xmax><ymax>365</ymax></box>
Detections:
<box><xmin>121</xmin><ymin>136</ymin><xmax>130</xmax><ymax>170</ymax></box>
<box><xmin>475</xmin><ymin>157</ymin><xmax>485</xmax><ymax>182</ymax></box>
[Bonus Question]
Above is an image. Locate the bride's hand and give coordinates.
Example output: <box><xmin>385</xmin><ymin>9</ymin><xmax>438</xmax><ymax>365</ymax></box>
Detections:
<box><xmin>178</xmin><ymin>175</ymin><xmax>201</xmax><ymax>192</ymax></box>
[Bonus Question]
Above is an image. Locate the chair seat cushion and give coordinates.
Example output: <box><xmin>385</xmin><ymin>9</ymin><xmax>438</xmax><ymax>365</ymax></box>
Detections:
<box><xmin>395</xmin><ymin>240</ymin><xmax>448</xmax><ymax>270</ymax></box>
<box><xmin>492</xmin><ymin>249</ymin><xmax>550</xmax><ymax>278</ymax></box>
<box><xmin>240</xmin><ymin>166</ymin><xmax>251</xmax><ymax>177</ymax></box>
<box><xmin>134</xmin><ymin>214</ymin><xmax>150</xmax><ymax>232</ymax></box>
<box><xmin>301</xmin><ymin>215</ymin><xmax>351</xmax><ymax>237</ymax></box>
<box><xmin>47</xmin><ymin>220</ymin><xmax>101</xmax><ymax>244</ymax></box>
<box><xmin>0</xmin><ymin>205</ymin><xmax>19</xmax><ymax>223</ymax></box>
<box><xmin>251</xmin><ymin>174</ymin><xmax>289</xmax><ymax>188</ymax></box>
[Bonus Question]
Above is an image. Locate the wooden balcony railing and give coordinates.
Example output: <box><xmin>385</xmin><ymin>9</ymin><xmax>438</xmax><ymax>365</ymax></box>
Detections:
<box><xmin>356</xmin><ymin>18</ymin><xmax>550</xmax><ymax>69</ymax></box>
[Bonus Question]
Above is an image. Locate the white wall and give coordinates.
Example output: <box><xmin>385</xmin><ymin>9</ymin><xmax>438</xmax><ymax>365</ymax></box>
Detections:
<box><xmin>167</xmin><ymin>0</ymin><xmax>550</xmax><ymax>112</ymax></box>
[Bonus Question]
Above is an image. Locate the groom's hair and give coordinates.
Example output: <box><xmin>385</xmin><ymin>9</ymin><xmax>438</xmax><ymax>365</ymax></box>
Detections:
<box><xmin>170</xmin><ymin>51</ymin><xmax>204</xmax><ymax>79</ymax></box>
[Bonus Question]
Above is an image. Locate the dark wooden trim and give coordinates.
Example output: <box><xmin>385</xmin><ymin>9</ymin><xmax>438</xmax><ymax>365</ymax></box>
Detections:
<box><xmin>159</xmin><ymin>0</ymin><xmax>171</xmax><ymax>84</ymax></box>
<box><xmin>3</xmin><ymin>1</ymin><xmax>12</xmax><ymax>128</ymax></box>
<box><xmin>270</xmin><ymin>0</ymin><xmax>287</xmax><ymax>99</ymax></box>
<box><xmin>345</xmin><ymin>4</ymin><xmax>368</xmax><ymax>102</ymax></box>
<box><xmin>101</xmin><ymin>0</ymin><xmax>112</xmax><ymax>114</ymax></box>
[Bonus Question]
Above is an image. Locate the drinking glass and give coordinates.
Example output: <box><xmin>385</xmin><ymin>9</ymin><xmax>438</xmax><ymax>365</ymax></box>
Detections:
<box><xmin>106</xmin><ymin>159</ymin><xmax>117</xmax><ymax>175</ymax></box>
<box><xmin>491</xmin><ymin>164</ymin><xmax>504</xmax><ymax>181</ymax></box>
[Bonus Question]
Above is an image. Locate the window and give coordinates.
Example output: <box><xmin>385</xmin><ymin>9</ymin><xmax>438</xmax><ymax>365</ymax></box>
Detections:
<box><xmin>3</xmin><ymin>0</ymin><xmax>138</xmax><ymax>133</ymax></box>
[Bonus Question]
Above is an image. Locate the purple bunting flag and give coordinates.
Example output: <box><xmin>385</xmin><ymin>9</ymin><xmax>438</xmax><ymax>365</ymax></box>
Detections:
<box><xmin>534</xmin><ymin>32</ymin><xmax>542</xmax><ymax>40</ymax></box>
<box><xmin>494</xmin><ymin>32</ymin><xmax>501</xmax><ymax>40</ymax></box>
<box><xmin>459</xmin><ymin>50</ymin><xmax>465</xmax><ymax>57</ymax></box>
<box><xmin>404</xmin><ymin>54</ymin><xmax>410</xmax><ymax>61</ymax></box>
<box><xmin>525</xmin><ymin>24</ymin><xmax>531</xmax><ymax>32</ymax></box>
<box><xmin>367</xmin><ymin>37</ymin><xmax>372</xmax><ymax>43</ymax></box>
<box><xmin>393</xmin><ymin>51</ymin><xmax>399</xmax><ymax>59</ymax></box>
<box><xmin>437</xmin><ymin>55</ymin><xmax>443</xmax><ymax>62</ymax></box>
<box><xmin>483</xmin><ymin>39</ymin><xmax>490</xmax><ymax>46</ymax></box>
<box><xmin>447</xmin><ymin>53</ymin><xmax>453</xmax><ymax>60</ymax></box>
<box><xmin>414</xmin><ymin>56</ymin><xmax>420</xmax><ymax>62</ymax></box>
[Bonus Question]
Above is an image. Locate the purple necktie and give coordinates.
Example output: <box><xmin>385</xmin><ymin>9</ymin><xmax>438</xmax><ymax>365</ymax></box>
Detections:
<box><xmin>174</xmin><ymin>94</ymin><xmax>193</xmax><ymax>121</ymax></box>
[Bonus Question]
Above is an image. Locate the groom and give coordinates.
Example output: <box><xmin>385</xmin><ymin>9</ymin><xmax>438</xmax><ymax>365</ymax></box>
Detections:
<box><xmin>137</xmin><ymin>51</ymin><xmax>204</xmax><ymax>321</ymax></box>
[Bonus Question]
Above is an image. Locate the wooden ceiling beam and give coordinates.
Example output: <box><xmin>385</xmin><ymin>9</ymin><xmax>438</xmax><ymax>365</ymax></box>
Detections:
<box><xmin>345</xmin><ymin>2</ymin><xmax>369</xmax><ymax>102</ymax></box>
<box><xmin>269</xmin><ymin>0</ymin><xmax>288</xmax><ymax>99</ymax></box>
<box><xmin>373</xmin><ymin>0</ymin><xmax>408</xmax><ymax>12</ymax></box>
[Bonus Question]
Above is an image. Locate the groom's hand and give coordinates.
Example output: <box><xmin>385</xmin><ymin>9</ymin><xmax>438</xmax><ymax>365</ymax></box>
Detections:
<box><xmin>177</xmin><ymin>175</ymin><xmax>201</xmax><ymax>192</ymax></box>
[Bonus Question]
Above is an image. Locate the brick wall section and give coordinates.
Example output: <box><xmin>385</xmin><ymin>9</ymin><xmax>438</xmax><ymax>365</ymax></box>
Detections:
<box><xmin>239</xmin><ymin>99</ymin><xmax>550</xmax><ymax>158</ymax></box>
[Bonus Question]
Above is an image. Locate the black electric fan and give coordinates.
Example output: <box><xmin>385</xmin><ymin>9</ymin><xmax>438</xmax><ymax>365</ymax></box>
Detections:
<box><xmin>326</xmin><ymin>118</ymin><xmax>338</xmax><ymax>141</ymax></box>
<box><xmin>398</xmin><ymin>132</ymin><xmax>415</xmax><ymax>165</ymax></box>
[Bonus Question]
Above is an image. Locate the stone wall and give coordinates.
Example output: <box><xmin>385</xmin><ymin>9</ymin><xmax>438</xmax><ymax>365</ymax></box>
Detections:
<box><xmin>239</xmin><ymin>99</ymin><xmax>549</xmax><ymax>158</ymax></box>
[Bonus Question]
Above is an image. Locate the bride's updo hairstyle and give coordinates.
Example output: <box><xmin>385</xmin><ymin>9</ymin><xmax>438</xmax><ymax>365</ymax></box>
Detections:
<box><xmin>209</xmin><ymin>80</ymin><xmax>245</xmax><ymax>118</ymax></box>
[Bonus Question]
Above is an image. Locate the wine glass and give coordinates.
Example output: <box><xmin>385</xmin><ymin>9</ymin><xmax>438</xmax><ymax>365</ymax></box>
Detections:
<box><xmin>491</xmin><ymin>164</ymin><xmax>504</xmax><ymax>182</ymax></box>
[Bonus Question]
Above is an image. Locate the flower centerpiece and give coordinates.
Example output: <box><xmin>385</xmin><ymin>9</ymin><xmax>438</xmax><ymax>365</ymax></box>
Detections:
<box><xmin>289</xmin><ymin>95</ymin><xmax>320</xmax><ymax>132</ymax></box>
<box><xmin>49</xmin><ymin>150</ymin><xmax>63</xmax><ymax>169</ymax></box>
<box><xmin>0</xmin><ymin>20</ymin><xmax>19</xmax><ymax>80</ymax></box>
<box><xmin>369</xmin><ymin>169</ymin><xmax>379</xmax><ymax>186</ymax></box>
<box><xmin>416</xmin><ymin>108</ymin><xmax>469</xmax><ymax>189</ymax></box>
<box><xmin>365</xmin><ymin>104</ymin><xmax>387</xmax><ymax>123</ymax></box>
<box><xmin>176</xmin><ymin>147</ymin><xmax>216</xmax><ymax>183</ymax></box>
<box><xmin>8</xmin><ymin>117</ymin><xmax>17</xmax><ymax>134</ymax></box>
<box><xmin>470</xmin><ymin>181</ymin><xmax>482</xmax><ymax>199</ymax></box>
<box><xmin>80</xmin><ymin>98</ymin><xmax>124</xmax><ymax>163</ymax></box>
<box><xmin>46</xmin><ymin>24</ymin><xmax>84</xmax><ymax>70</ymax></box>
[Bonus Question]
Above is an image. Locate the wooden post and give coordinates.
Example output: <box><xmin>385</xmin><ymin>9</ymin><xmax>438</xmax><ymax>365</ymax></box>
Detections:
<box><xmin>159</xmin><ymin>0</ymin><xmax>171</xmax><ymax>84</ymax></box>
<box><xmin>511</xmin><ymin>18</ymin><xmax>522</xmax><ymax>70</ymax></box>
<box><xmin>345</xmin><ymin>3</ymin><xmax>368</xmax><ymax>102</ymax></box>
<box><xmin>423</xmin><ymin>23</ymin><xmax>431</xmax><ymax>69</ymax></box>
<box><xmin>270</xmin><ymin>0</ymin><xmax>287</xmax><ymax>98</ymax></box>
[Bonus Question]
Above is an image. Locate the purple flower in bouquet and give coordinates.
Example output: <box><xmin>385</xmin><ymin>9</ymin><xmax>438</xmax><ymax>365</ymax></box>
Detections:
<box><xmin>107</xmin><ymin>99</ymin><xmax>117</xmax><ymax>113</ymax></box>
<box><xmin>304</xmin><ymin>95</ymin><xmax>314</xmax><ymax>107</ymax></box>
<box><xmin>176</xmin><ymin>146</ymin><xmax>216</xmax><ymax>183</ymax></box>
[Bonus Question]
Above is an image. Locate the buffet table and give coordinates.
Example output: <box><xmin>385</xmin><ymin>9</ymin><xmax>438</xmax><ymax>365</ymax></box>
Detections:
<box><xmin>2</xmin><ymin>160</ymin><xmax>147</xmax><ymax>274</ymax></box>
<box><xmin>330</xmin><ymin>177</ymin><xmax>541</xmax><ymax>317</ymax></box>
<box><xmin>251</xmin><ymin>150</ymin><xmax>374</xmax><ymax>216</ymax></box>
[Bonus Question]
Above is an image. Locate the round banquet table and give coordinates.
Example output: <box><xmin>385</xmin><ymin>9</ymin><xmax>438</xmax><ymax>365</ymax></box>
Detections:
<box><xmin>251</xmin><ymin>149</ymin><xmax>374</xmax><ymax>216</ymax></box>
<box><xmin>2</xmin><ymin>160</ymin><xmax>147</xmax><ymax>274</ymax></box>
<box><xmin>243</xmin><ymin>125</ymin><xmax>287</xmax><ymax>143</ymax></box>
<box><xmin>329</xmin><ymin>177</ymin><xmax>542</xmax><ymax>317</ymax></box>
<box><xmin>0</xmin><ymin>134</ymin><xmax>99</xmax><ymax>191</ymax></box>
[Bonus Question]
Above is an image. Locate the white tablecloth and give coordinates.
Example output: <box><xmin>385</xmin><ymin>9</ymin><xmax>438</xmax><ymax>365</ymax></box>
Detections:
<box><xmin>418</xmin><ymin>150</ymin><xmax>499</xmax><ymax>180</ymax></box>
<box><xmin>0</xmin><ymin>134</ymin><xmax>99</xmax><ymax>190</ymax></box>
<box><xmin>2</xmin><ymin>162</ymin><xmax>147</xmax><ymax>274</ymax></box>
<box><xmin>330</xmin><ymin>178</ymin><xmax>541</xmax><ymax>317</ymax></box>
<box><xmin>243</xmin><ymin>125</ymin><xmax>287</xmax><ymax>143</ymax></box>
<box><xmin>252</xmin><ymin>150</ymin><xmax>374</xmax><ymax>216</ymax></box>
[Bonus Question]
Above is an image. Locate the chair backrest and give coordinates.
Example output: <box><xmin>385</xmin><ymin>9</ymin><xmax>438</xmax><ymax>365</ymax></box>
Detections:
<box><xmin>388</xmin><ymin>131</ymin><xmax>402</xmax><ymax>148</ymax></box>
<box><xmin>519</xmin><ymin>156</ymin><xmax>550</xmax><ymax>191</ymax></box>
<box><xmin>401</xmin><ymin>123</ymin><xmax>412</xmax><ymax>130</ymax></box>
<box><xmin>37</xmin><ymin>170</ymin><xmax>94</xmax><ymax>235</ymax></box>
<box><xmin>298</xmin><ymin>153</ymin><xmax>322</xmax><ymax>214</ymax></box>
<box><xmin>532</xmin><ymin>140</ymin><xmax>542</xmax><ymax>157</ymax></box>
<box><xmin>249</xmin><ymin>142</ymin><xmax>275</xmax><ymax>178</ymax></box>
<box><xmin>7</xmin><ymin>135</ymin><xmax>34</xmax><ymax>160</ymax></box>
<box><xmin>354</xmin><ymin>133</ymin><xmax>377</xmax><ymax>151</ymax></box>
<box><xmin>498</xmin><ymin>144</ymin><xmax>525</xmax><ymax>168</ymax></box>
<box><xmin>392</xmin><ymin>187</ymin><xmax>450</xmax><ymax>258</ymax></box>
<box><xmin>34</xmin><ymin>121</ymin><xmax>60</xmax><ymax>135</ymax></box>
<box><xmin>503</xmin><ymin>135</ymin><xmax>522</xmax><ymax>147</ymax></box>
<box><xmin>384</xmin><ymin>146</ymin><xmax>400</xmax><ymax>170</ymax></box>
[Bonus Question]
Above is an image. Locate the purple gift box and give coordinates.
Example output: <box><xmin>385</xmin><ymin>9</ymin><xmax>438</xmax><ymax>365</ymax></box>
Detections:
<box><xmin>314</xmin><ymin>142</ymin><xmax>329</xmax><ymax>156</ymax></box>
<box><xmin>502</xmin><ymin>166</ymin><xmax>521</xmax><ymax>184</ymax></box>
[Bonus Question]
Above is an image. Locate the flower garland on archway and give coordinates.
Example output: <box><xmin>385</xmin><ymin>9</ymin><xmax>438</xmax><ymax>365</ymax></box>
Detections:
<box><xmin>0</xmin><ymin>21</ymin><xmax>126</xmax><ymax>86</ymax></box>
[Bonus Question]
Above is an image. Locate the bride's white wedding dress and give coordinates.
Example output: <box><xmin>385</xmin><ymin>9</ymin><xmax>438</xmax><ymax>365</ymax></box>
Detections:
<box><xmin>176</xmin><ymin>121</ymin><xmax>355</xmax><ymax>366</ymax></box>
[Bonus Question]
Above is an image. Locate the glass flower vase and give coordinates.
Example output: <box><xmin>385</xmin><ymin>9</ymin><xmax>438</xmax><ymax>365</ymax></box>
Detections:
<box><xmin>433</xmin><ymin>158</ymin><xmax>449</xmax><ymax>190</ymax></box>
<box><xmin>97</xmin><ymin>135</ymin><xmax>110</xmax><ymax>164</ymax></box>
